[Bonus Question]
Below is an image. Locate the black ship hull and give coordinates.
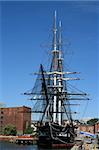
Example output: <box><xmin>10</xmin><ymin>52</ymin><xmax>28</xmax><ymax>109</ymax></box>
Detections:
<box><xmin>37</xmin><ymin>123</ymin><xmax>75</xmax><ymax>149</ymax></box>
<box><xmin>38</xmin><ymin>136</ymin><xmax>75</xmax><ymax>149</ymax></box>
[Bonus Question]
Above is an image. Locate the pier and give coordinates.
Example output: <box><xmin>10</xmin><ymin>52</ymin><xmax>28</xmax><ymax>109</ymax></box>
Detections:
<box><xmin>15</xmin><ymin>136</ymin><xmax>38</xmax><ymax>145</ymax></box>
<box><xmin>15</xmin><ymin>137</ymin><xmax>37</xmax><ymax>145</ymax></box>
<box><xmin>0</xmin><ymin>135</ymin><xmax>38</xmax><ymax>145</ymax></box>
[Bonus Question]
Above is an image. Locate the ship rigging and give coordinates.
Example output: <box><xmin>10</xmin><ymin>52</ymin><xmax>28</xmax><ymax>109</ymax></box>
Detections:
<box><xmin>24</xmin><ymin>11</ymin><xmax>89</xmax><ymax>148</ymax></box>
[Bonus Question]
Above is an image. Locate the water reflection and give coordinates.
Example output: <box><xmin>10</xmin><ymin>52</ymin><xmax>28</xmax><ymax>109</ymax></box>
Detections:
<box><xmin>0</xmin><ymin>141</ymin><xmax>70</xmax><ymax>150</ymax></box>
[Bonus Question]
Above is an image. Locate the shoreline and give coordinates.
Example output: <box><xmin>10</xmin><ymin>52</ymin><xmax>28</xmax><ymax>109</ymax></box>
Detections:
<box><xmin>0</xmin><ymin>135</ymin><xmax>38</xmax><ymax>144</ymax></box>
<box><xmin>0</xmin><ymin>135</ymin><xmax>17</xmax><ymax>141</ymax></box>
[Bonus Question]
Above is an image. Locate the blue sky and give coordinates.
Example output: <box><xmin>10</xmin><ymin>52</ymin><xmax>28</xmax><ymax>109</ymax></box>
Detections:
<box><xmin>0</xmin><ymin>1</ymin><xmax>99</xmax><ymax>120</ymax></box>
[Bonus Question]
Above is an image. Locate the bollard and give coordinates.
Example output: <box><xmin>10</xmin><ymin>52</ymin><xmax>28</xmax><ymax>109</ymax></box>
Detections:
<box><xmin>94</xmin><ymin>145</ymin><xmax>96</xmax><ymax>150</ymax></box>
<box><xmin>85</xmin><ymin>143</ymin><xmax>89</xmax><ymax>150</ymax></box>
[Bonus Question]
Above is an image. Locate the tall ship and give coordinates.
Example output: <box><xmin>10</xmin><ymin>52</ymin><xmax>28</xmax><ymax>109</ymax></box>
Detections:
<box><xmin>24</xmin><ymin>12</ymin><xmax>89</xmax><ymax>148</ymax></box>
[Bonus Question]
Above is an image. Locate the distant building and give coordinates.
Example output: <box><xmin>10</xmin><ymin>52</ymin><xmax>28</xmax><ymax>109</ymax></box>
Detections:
<box><xmin>0</xmin><ymin>106</ymin><xmax>31</xmax><ymax>135</ymax></box>
<box><xmin>79</xmin><ymin>121</ymin><xmax>99</xmax><ymax>134</ymax></box>
<box><xmin>79</xmin><ymin>124</ymin><xmax>94</xmax><ymax>134</ymax></box>
<box><xmin>95</xmin><ymin>121</ymin><xmax>99</xmax><ymax>134</ymax></box>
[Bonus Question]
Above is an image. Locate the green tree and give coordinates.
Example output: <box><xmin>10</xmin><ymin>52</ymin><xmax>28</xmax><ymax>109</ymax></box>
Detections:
<box><xmin>24</xmin><ymin>125</ymin><xmax>33</xmax><ymax>134</ymax></box>
<box><xmin>87</xmin><ymin>118</ymin><xmax>99</xmax><ymax>125</ymax></box>
<box><xmin>4</xmin><ymin>124</ymin><xmax>17</xmax><ymax>136</ymax></box>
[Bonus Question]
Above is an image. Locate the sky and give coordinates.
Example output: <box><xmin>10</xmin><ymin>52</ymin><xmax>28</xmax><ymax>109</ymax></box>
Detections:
<box><xmin>0</xmin><ymin>1</ymin><xmax>99</xmax><ymax>120</ymax></box>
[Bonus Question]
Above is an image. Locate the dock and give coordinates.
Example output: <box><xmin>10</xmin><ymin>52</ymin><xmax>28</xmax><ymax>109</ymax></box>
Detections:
<box><xmin>15</xmin><ymin>136</ymin><xmax>38</xmax><ymax>145</ymax></box>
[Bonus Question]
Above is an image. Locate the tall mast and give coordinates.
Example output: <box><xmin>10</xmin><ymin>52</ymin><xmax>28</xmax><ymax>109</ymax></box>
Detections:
<box><xmin>53</xmin><ymin>10</ymin><xmax>57</xmax><ymax>51</ymax></box>
<box><xmin>58</xmin><ymin>21</ymin><xmax>63</xmax><ymax>125</ymax></box>
<box><xmin>58</xmin><ymin>21</ymin><xmax>62</xmax><ymax>59</ymax></box>
<box><xmin>53</xmin><ymin>10</ymin><xmax>58</xmax><ymax>71</ymax></box>
<box><xmin>53</xmin><ymin>11</ymin><xmax>58</xmax><ymax>123</ymax></box>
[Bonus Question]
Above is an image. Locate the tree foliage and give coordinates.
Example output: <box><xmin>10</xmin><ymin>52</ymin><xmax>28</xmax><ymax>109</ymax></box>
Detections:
<box><xmin>24</xmin><ymin>125</ymin><xmax>33</xmax><ymax>134</ymax></box>
<box><xmin>87</xmin><ymin>118</ymin><xmax>99</xmax><ymax>125</ymax></box>
<box><xmin>4</xmin><ymin>124</ymin><xmax>17</xmax><ymax>136</ymax></box>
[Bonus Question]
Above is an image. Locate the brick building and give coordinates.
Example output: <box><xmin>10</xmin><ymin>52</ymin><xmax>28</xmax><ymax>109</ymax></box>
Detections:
<box><xmin>79</xmin><ymin>121</ymin><xmax>99</xmax><ymax>134</ymax></box>
<box><xmin>0</xmin><ymin>106</ymin><xmax>31</xmax><ymax>135</ymax></box>
<box><xmin>79</xmin><ymin>124</ymin><xmax>94</xmax><ymax>134</ymax></box>
<box><xmin>95</xmin><ymin>121</ymin><xmax>99</xmax><ymax>133</ymax></box>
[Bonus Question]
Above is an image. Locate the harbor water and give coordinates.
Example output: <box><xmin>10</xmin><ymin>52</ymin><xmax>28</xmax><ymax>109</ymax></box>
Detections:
<box><xmin>0</xmin><ymin>141</ymin><xmax>38</xmax><ymax>150</ymax></box>
<box><xmin>0</xmin><ymin>140</ymin><xmax>98</xmax><ymax>150</ymax></box>
<box><xmin>0</xmin><ymin>141</ymin><xmax>71</xmax><ymax>150</ymax></box>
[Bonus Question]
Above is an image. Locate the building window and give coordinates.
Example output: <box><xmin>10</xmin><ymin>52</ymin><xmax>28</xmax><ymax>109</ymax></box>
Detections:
<box><xmin>1</xmin><ymin>116</ymin><xmax>3</xmax><ymax>119</ymax></box>
<box><xmin>1</xmin><ymin>111</ymin><xmax>3</xmax><ymax>114</ymax></box>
